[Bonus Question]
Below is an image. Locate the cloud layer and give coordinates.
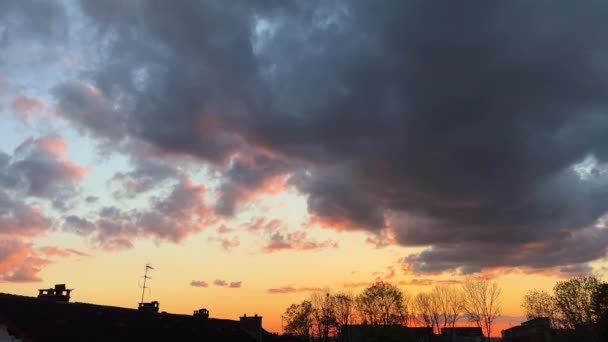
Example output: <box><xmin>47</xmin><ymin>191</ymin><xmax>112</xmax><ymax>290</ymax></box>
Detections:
<box><xmin>10</xmin><ymin>0</ymin><xmax>608</xmax><ymax>275</ymax></box>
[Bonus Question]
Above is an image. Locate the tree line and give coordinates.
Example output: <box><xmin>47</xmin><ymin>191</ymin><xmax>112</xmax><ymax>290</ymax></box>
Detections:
<box><xmin>281</xmin><ymin>277</ymin><xmax>502</xmax><ymax>341</ymax></box>
<box><xmin>522</xmin><ymin>276</ymin><xmax>608</xmax><ymax>341</ymax></box>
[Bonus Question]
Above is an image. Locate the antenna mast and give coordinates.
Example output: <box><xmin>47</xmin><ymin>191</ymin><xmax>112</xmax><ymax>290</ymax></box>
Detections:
<box><xmin>140</xmin><ymin>263</ymin><xmax>154</xmax><ymax>304</ymax></box>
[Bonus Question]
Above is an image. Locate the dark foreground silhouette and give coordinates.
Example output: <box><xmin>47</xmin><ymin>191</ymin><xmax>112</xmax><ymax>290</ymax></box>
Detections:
<box><xmin>0</xmin><ymin>290</ymin><xmax>278</xmax><ymax>342</ymax></box>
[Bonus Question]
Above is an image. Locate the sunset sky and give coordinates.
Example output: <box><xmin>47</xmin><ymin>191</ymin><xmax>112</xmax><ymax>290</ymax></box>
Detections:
<box><xmin>1</xmin><ymin>0</ymin><xmax>608</xmax><ymax>335</ymax></box>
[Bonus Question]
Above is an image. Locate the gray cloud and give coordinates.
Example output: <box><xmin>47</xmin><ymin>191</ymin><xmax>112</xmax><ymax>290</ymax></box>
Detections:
<box><xmin>190</xmin><ymin>280</ymin><xmax>209</xmax><ymax>288</ymax></box>
<box><xmin>263</xmin><ymin>230</ymin><xmax>339</xmax><ymax>253</ymax></box>
<box><xmin>213</xmin><ymin>279</ymin><xmax>227</xmax><ymax>287</ymax></box>
<box><xmin>229</xmin><ymin>281</ymin><xmax>242</xmax><ymax>288</ymax></box>
<box><xmin>62</xmin><ymin>178</ymin><xmax>213</xmax><ymax>249</ymax></box>
<box><xmin>110</xmin><ymin>158</ymin><xmax>182</xmax><ymax>199</ymax></box>
<box><xmin>63</xmin><ymin>215</ymin><xmax>96</xmax><ymax>235</ymax></box>
<box><xmin>1</xmin><ymin>136</ymin><xmax>85</xmax><ymax>209</ymax></box>
<box><xmin>47</xmin><ymin>0</ymin><xmax>608</xmax><ymax>273</ymax></box>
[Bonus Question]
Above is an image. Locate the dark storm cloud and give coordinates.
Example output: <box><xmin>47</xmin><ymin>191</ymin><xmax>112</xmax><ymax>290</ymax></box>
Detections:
<box><xmin>0</xmin><ymin>0</ymin><xmax>67</xmax><ymax>46</ymax></box>
<box><xmin>54</xmin><ymin>0</ymin><xmax>608</xmax><ymax>273</ymax></box>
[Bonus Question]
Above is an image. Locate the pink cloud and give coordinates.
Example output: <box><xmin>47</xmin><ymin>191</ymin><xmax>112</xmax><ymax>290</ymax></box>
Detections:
<box><xmin>217</xmin><ymin>224</ymin><xmax>232</xmax><ymax>234</ymax></box>
<box><xmin>11</xmin><ymin>95</ymin><xmax>44</xmax><ymax>121</ymax></box>
<box><xmin>0</xmin><ymin>206</ymin><xmax>51</xmax><ymax>237</ymax></box>
<box><xmin>0</xmin><ymin>239</ymin><xmax>51</xmax><ymax>283</ymax></box>
<box><xmin>38</xmin><ymin>246</ymin><xmax>90</xmax><ymax>258</ymax></box>
<box><xmin>38</xmin><ymin>246</ymin><xmax>71</xmax><ymax>257</ymax></box>
<box><xmin>34</xmin><ymin>136</ymin><xmax>68</xmax><ymax>156</ymax></box>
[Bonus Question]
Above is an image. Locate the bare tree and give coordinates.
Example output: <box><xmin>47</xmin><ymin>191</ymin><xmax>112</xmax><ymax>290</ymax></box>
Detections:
<box><xmin>461</xmin><ymin>277</ymin><xmax>502</xmax><ymax>341</ymax></box>
<box><xmin>310</xmin><ymin>292</ymin><xmax>336</xmax><ymax>341</ymax></box>
<box><xmin>330</xmin><ymin>292</ymin><xmax>356</xmax><ymax>342</ymax></box>
<box><xmin>432</xmin><ymin>285</ymin><xmax>463</xmax><ymax>332</ymax></box>
<box><xmin>331</xmin><ymin>292</ymin><xmax>356</xmax><ymax>327</ymax></box>
<box><xmin>414</xmin><ymin>292</ymin><xmax>439</xmax><ymax>333</ymax></box>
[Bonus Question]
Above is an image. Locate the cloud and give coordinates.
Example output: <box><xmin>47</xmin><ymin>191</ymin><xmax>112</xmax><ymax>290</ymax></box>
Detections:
<box><xmin>229</xmin><ymin>281</ymin><xmax>242</xmax><ymax>288</ymax></box>
<box><xmin>373</xmin><ymin>266</ymin><xmax>396</xmax><ymax>281</ymax></box>
<box><xmin>398</xmin><ymin>279</ymin><xmax>462</xmax><ymax>287</ymax></box>
<box><xmin>263</xmin><ymin>230</ymin><xmax>339</xmax><ymax>253</ymax></box>
<box><xmin>343</xmin><ymin>282</ymin><xmax>374</xmax><ymax>289</ymax></box>
<box><xmin>85</xmin><ymin>196</ymin><xmax>98</xmax><ymax>203</ymax></box>
<box><xmin>0</xmin><ymin>193</ymin><xmax>52</xmax><ymax>237</ymax></box>
<box><xmin>0</xmin><ymin>239</ymin><xmax>61</xmax><ymax>283</ymax></box>
<box><xmin>42</xmin><ymin>0</ymin><xmax>608</xmax><ymax>274</ymax></box>
<box><xmin>208</xmin><ymin>235</ymin><xmax>240</xmax><ymax>251</ymax></box>
<box><xmin>64</xmin><ymin>248</ymin><xmax>90</xmax><ymax>257</ymax></box>
<box><xmin>221</xmin><ymin>236</ymin><xmax>240</xmax><ymax>250</ymax></box>
<box><xmin>63</xmin><ymin>215</ymin><xmax>96</xmax><ymax>235</ymax></box>
<box><xmin>62</xmin><ymin>178</ymin><xmax>214</xmax><ymax>249</ymax></box>
<box><xmin>110</xmin><ymin>159</ymin><xmax>182</xmax><ymax>199</ymax></box>
<box><xmin>11</xmin><ymin>95</ymin><xmax>44</xmax><ymax>121</ymax></box>
<box><xmin>38</xmin><ymin>246</ymin><xmax>90</xmax><ymax>258</ymax></box>
<box><xmin>267</xmin><ymin>286</ymin><xmax>323</xmax><ymax>294</ymax></box>
<box><xmin>1</xmin><ymin>136</ymin><xmax>87</xmax><ymax>210</ymax></box>
<box><xmin>213</xmin><ymin>279</ymin><xmax>227</xmax><ymax>287</ymax></box>
<box><xmin>217</xmin><ymin>224</ymin><xmax>232</xmax><ymax>234</ymax></box>
<box><xmin>242</xmin><ymin>217</ymin><xmax>282</xmax><ymax>233</ymax></box>
<box><xmin>190</xmin><ymin>280</ymin><xmax>209</xmax><ymax>288</ymax></box>
<box><xmin>215</xmin><ymin>153</ymin><xmax>289</xmax><ymax>216</ymax></box>
<box><xmin>38</xmin><ymin>246</ymin><xmax>71</xmax><ymax>258</ymax></box>
<box><xmin>211</xmin><ymin>279</ymin><xmax>242</xmax><ymax>288</ymax></box>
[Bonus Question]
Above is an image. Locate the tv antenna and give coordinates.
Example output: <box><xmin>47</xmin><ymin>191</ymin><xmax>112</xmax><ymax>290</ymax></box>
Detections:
<box><xmin>139</xmin><ymin>263</ymin><xmax>154</xmax><ymax>304</ymax></box>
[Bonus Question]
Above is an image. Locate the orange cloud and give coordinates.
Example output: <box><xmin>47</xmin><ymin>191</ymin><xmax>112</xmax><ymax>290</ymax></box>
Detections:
<box><xmin>0</xmin><ymin>239</ymin><xmax>52</xmax><ymax>282</ymax></box>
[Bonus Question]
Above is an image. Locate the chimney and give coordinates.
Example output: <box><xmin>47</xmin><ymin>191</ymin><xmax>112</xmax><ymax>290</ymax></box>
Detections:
<box><xmin>240</xmin><ymin>314</ymin><xmax>262</xmax><ymax>342</ymax></box>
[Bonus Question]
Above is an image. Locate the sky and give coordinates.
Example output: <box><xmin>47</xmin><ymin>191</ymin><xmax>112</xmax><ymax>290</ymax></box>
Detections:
<box><xmin>1</xmin><ymin>0</ymin><xmax>608</xmax><ymax>335</ymax></box>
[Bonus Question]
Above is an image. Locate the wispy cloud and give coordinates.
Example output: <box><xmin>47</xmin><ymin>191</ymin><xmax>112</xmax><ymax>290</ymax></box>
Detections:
<box><xmin>267</xmin><ymin>286</ymin><xmax>324</xmax><ymax>294</ymax></box>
